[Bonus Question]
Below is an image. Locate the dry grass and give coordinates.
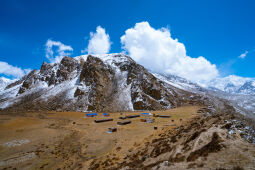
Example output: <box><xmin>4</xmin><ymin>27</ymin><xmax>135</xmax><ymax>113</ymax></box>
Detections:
<box><xmin>0</xmin><ymin>106</ymin><xmax>201</xmax><ymax>169</ymax></box>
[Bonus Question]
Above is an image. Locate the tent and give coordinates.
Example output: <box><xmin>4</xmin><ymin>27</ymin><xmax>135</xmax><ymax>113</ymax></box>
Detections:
<box><xmin>141</xmin><ymin>113</ymin><xmax>152</xmax><ymax>116</ymax></box>
<box><xmin>86</xmin><ymin>113</ymin><xmax>97</xmax><ymax>117</ymax></box>
<box><xmin>103</xmin><ymin>113</ymin><xmax>110</xmax><ymax>117</ymax></box>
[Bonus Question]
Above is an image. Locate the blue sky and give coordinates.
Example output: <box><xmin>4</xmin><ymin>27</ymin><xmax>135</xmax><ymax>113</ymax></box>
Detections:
<box><xmin>0</xmin><ymin>0</ymin><xmax>255</xmax><ymax>80</ymax></box>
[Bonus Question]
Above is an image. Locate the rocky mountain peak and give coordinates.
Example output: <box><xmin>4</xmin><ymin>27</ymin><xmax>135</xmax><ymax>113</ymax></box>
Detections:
<box><xmin>237</xmin><ymin>81</ymin><xmax>255</xmax><ymax>94</ymax></box>
<box><xmin>0</xmin><ymin>53</ymin><xmax>210</xmax><ymax>112</ymax></box>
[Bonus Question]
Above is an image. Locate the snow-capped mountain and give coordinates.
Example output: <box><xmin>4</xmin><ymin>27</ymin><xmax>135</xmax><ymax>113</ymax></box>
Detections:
<box><xmin>1</xmin><ymin>53</ymin><xmax>253</xmax><ymax>119</ymax></box>
<box><xmin>202</xmin><ymin>75</ymin><xmax>255</xmax><ymax>118</ymax></box>
<box><xmin>0</xmin><ymin>53</ymin><xmax>208</xmax><ymax>112</ymax></box>
<box><xmin>0</xmin><ymin>77</ymin><xmax>16</xmax><ymax>91</ymax></box>
<box><xmin>147</xmin><ymin>72</ymin><xmax>255</xmax><ymax>118</ymax></box>
<box><xmin>152</xmin><ymin>73</ymin><xmax>255</xmax><ymax>96</ymax></box>
<box><xmin>152</xmin><ymin>72</ymin><xmax>207</xmax><ymax>93</ymax></box>
<box><xmin>237</xmin><ymin>81</ymin><xmax>255</xmax><ymax>94</ymax></box>
<box><xmin>206</xmin><ymin>75</ymin><xmax>255</xmax><ymax>95</ymax></box>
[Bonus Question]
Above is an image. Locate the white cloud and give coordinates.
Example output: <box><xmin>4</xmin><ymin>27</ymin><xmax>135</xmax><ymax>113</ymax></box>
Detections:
<box><xmin>0</xmin><ymin>61</ymin><xmax>26</xmax><ymax>78</ymax></box>
<box><xmin>45</xmin><ymin>39</ymin><xmax>73</xmax><ymax>63</ymax></box>
<box><xmin>238</xmin><ymin>51</ymin><xmax>248</xmax><ymax>59</ymax></box>
<box><xmin>85</xmin><ymin>26</ymin><xmax>111</xmax><ymax>54</ymax></box>
<box><xmin>121</xmin><ymin>22</ymin><xmax>219</xmax><ymax>83</ymax></box>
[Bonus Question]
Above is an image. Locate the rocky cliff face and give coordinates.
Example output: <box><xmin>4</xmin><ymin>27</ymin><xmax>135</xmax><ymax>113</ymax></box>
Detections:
<box><xmin>0</xmin><ymin>54</ymin><xmax>209</xmax><ymax>112</ymax></box>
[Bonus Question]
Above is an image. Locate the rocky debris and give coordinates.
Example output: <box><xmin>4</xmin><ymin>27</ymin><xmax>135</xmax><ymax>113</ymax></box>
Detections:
<box><xmin>186</xmin><ymin>132</ymin><xmax>224</xmax><ymax>162</ymax></box>
<box><xmin>2</xmin><ymin>139</ymin><xmax>30</xmax><ymax>147</ymax></box>
<box><xmin>89</xmin><ymin>112</ymin><xmax>255</xmax><ymax>170</ymax></box>
<box><xmin>0</xmin><ymin>152</ymin><xmax>36</xmax><ymax>167</ymax></box>
<box><xmin>222</xmin><ymin>116</ymin><xmax>255</xmax><ymax>143</ymax></box>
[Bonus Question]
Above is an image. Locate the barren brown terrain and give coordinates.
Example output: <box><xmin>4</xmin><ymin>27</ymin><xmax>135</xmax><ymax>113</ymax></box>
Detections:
<box><xmin>0</xmin><ymin>106</ymin><xmax>198</xmax><ymax>169</ymax></box>
<box><xmin>0</xmin><ymin>106</ymin><xmax>254</xmax><ymax>170</ymax></box>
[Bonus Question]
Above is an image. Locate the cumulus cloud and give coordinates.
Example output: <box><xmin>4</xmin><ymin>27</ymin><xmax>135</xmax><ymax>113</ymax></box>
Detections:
<box><xmin>45</xmin><ymin>39</ymin><xmax>73</xmax><ymax>63</ymax></box>
<box><xmin>121</xmin><ymin>22</ymin><xmax>219</xmax><ymax>83</ymax></box>
<box><xmin>0</xmin><ymin>61</ymin><xmax>26</xmax><ymax>78</ymax></box>
<box><xmin>86</xmin><ymin>26</ymin><xmax>111</xmax><ymax>54</ymax></box>
<box><xmin>238</xmin><ymin>51</ymin><xmax>248</xmax><ymax>59</ymax></box>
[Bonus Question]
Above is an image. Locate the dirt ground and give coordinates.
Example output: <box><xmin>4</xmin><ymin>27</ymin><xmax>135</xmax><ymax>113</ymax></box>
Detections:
<box><xmin>0</xmin><ymin>106</ymin><xmax>200</xmax><ymax>169</ymax></box>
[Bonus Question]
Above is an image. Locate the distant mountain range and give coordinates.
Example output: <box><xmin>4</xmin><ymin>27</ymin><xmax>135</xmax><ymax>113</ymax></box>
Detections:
<box><xmin>206</xmin><ymin>75</ymin><xmax>255</xmax><ymax>95</ymax></box>
<box><xmin>151</xmin><ymin>73</ymin><xmax>255</xmax><ymax>118</ymax></box>
<box><xmin>151</xmin><ymin>72</ymin><xmax>255</xmax><ymax>96</ymax></box>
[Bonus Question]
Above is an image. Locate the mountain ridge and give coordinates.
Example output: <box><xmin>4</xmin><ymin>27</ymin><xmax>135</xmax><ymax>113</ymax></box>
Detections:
<box><xmin>1</xmin><ymin>53</ymin><xmax>255</xmax><ymax>119</ymax></box>
<box><xmin>0</xmin><ymin>54</ymin><xmax>207</xmax><ymax>112</ymax></box>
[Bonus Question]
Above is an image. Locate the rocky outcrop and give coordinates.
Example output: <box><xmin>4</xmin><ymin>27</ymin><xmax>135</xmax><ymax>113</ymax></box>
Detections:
<box><xmin>18</xmin><ymin>70</ymin><xmax>37</xmax><ymax>94</ymax></box>
<box><xmin>79</xmin><ymin>55</ymin><xmax>116</xmax><ymax>111</ymax></box>
<box><xmin>92</xmin><ymin>112</ymin><xmax>255</xmax><ymax>170</ymax></box>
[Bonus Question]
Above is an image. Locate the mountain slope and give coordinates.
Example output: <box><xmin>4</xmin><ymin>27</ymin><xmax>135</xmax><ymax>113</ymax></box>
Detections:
<box><xmin>145</xmin><ymin>72</ymin><xmax>255</xmax><ymax>119</ymax></box>
<box><xmin>152</xmin><ymin>72</ymin><xmax>207</xmax><ymax>93</ymax></box>
<box><xmin>0</xmin><ymin>54</ymin><xmax>204</xmax><ymax>112</ymax></box>
<box><xmin>0</xmin><ymin>77</ymin><xmax>16</xmax><ymax>91</ymax></box>
<box><xmin>93</xmin><ymin>113</ymin><xmax>255</xmax><ymax>170</ymax></box>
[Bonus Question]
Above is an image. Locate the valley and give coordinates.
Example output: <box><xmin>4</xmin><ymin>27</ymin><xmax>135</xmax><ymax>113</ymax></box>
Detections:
<box><xmin>0</xmin><ymin>54</ymin><xmax>255</xmax><ymax>170</ymax></box>
<box><xmin>1</xmin><ymin>2</ymin><xmax>255</xmax><ymax>169</ymax></box>
<box><xmin>0</xmin><ymin>105</ymin><xmax>255</xmax><ymax>170</ymax></box>
<box><xmin>0</xmin><ymin>106</ymin><xmax>200</xmax><ymax>169</ymax></box>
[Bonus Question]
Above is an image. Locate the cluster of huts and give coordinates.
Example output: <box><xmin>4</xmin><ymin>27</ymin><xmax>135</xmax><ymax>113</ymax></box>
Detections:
<box><xmin>84</xmin><ymin>112</ymin><xmax>174</xmax><ymax>133</ymax></box>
